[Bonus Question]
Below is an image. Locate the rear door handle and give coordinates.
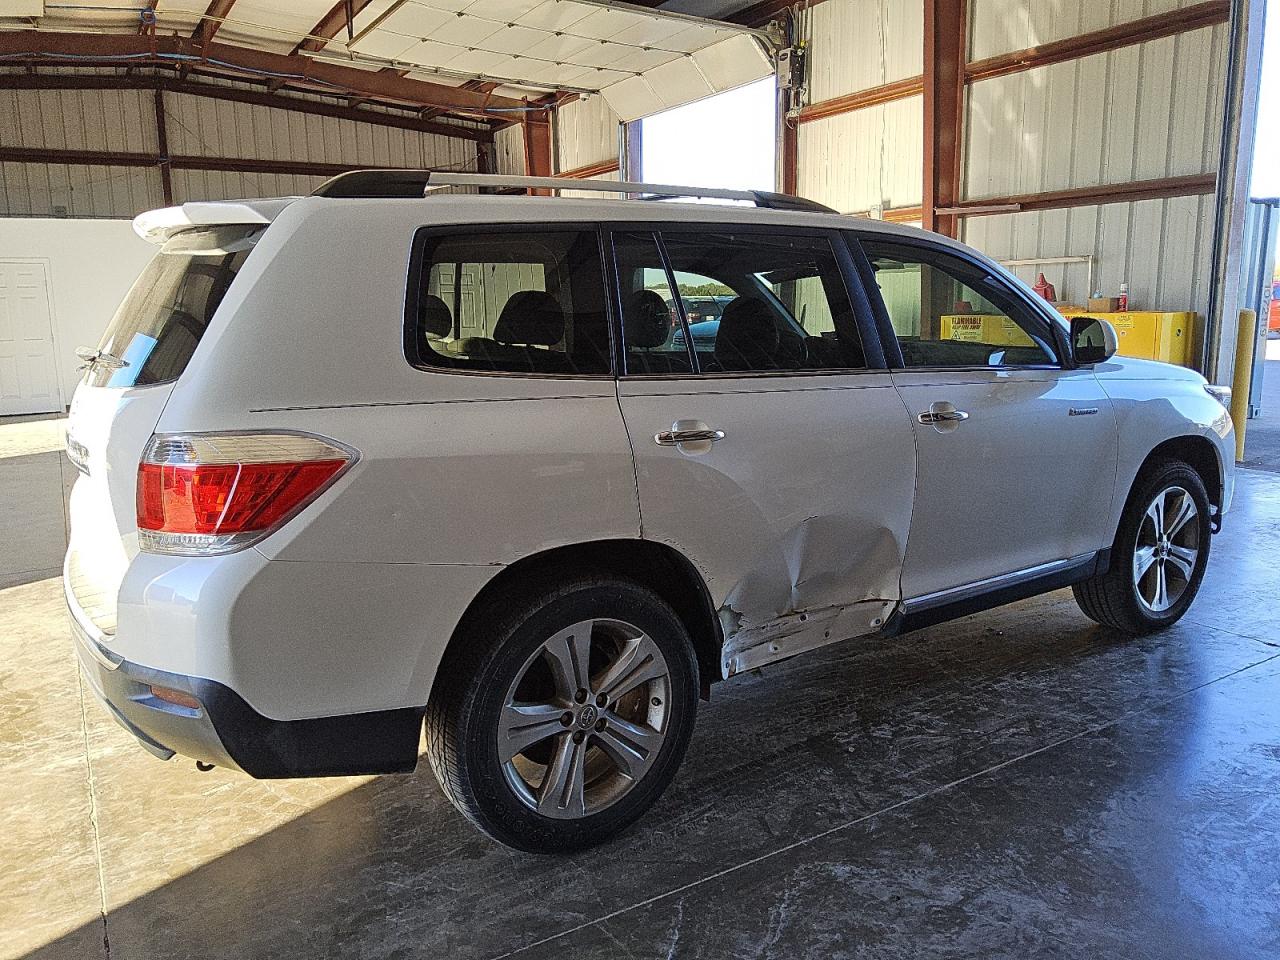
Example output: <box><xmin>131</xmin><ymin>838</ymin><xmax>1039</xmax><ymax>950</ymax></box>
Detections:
<box><xmin>654</xmin><ymin>428</ymin><xmax>725</xmax><ymax>445</ymax></box>
<box><xmin>917</xmin><ymin>409</ymin><xmax>969</xmax><ymax>425</ymax></box>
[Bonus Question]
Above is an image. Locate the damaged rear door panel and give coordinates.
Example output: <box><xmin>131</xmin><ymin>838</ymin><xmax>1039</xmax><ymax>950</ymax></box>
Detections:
<box><xmin>613</xmin><ymin>224</ymin><xmax>917</xmax><ymax>678</ymax></box>
<box><xmin>620</xmin><ymin>376</ymin><xmax>915</xmax><ymax>676</ymax></box>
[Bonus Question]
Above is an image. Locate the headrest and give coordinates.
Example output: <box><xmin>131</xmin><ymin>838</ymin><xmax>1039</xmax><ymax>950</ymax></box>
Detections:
<box><xmin>419</xmin><ymin>294</ymin><xmax>452</xmax><ymax>339</ymax></box>
<box><xmin>714</xmin><ymin>297</ymin><xmax>780</xmax><ymax>371</ymax></box>
<box><xmin>493</xmin><ymin>290</ymin><xmax>564</xmax><ymax>346</ymax></box>
<box><xmin>624</xmin><ymin>289</ymin><xmax>671</xmax><ymax>349</ymax></box>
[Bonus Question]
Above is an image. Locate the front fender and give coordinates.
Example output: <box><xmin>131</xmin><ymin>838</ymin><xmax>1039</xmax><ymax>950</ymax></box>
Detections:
<box><xmin>1095</xmin><ymin>367</ymin><xmax>1234</xmax><ymax>532</ymax></box>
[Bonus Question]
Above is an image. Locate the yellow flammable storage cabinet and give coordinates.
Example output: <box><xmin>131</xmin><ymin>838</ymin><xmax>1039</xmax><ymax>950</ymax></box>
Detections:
<box><xmin>939</xmin><ymin>315</ymin><xmax>1035</xmax><ymax>346</ymax></box>
<box><xmin>941</xmin><ymin>311</ymin><xmax>1195</xmax><ymax>366</ymax></box>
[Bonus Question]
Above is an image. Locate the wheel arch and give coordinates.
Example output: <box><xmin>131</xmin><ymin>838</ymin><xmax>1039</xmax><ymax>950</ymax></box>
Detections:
<box><xmin>1132</xmin><ymin>434</ymin><xmax>1224</xmax><ymax>513</ymax></box>
<box><xmin>431</xmin><ymin>539</ymin><xmax>724</xmax><ymax>703</ymax></box>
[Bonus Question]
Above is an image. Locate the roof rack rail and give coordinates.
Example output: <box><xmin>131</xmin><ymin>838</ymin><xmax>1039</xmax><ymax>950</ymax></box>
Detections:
<box><xmin>310</xmin><ymin>169</ymin><xmax>837</xmax><ymax>213</ymax></box>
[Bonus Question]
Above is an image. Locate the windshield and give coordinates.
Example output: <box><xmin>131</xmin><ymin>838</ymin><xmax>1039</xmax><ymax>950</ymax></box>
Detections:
<box><xmin>85</xmin><ymin>224</ymin><xmax>260</xmax><ymax>388</ymax></box>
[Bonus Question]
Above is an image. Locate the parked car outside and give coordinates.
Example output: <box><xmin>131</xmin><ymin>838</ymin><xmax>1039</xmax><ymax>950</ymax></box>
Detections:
<box><xmin>64</xmin><ymin>173</ymin><xmax>1235</xmax><ymax>852</ymax></box>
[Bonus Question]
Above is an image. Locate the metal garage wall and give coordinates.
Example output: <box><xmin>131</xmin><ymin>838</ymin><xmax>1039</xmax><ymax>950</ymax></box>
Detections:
<box><xmin>965</xmin><ymin>194</ymin><xmax>1219</xmax><ymax>318</ymax></box>
<box><xmin>0</xmin><ymin>163</ymin><xmax>163</xmax><ymax>219</ymax></box>
<box><xmin>962</xmin><ymin>13</ymin><xmax>1228</xmax><ymax>318</ymax></box>
<box><xmin>555</xmin><ymin>96</ymin><xmax>620</xmax><ymax>173</ymax></box>
<box><xmin>0</xmin><ymin>79</ymin><xmax>484</xmax><ymax>217</ymax></box>
<box><xmin>805</xmin><ymin>0</ymin><xmax>923</xmax><ymax>102</ymax></box>
<box><xmin>970</xmin><ymin>0</ymin><xmax>1213</xmax><ymax>60</ymax></box>
<box><xmin>0</xmin><ymin>84</ymin><xmax>163</xmax><ymax>216</ymax></box>
<box><xmin>797</xmin><ymin>96</ymin><xmax>924</xmax><ymax>214</ymax></box>
<box><xmin>964</xmin><ymin>25</ymin><xmax>1227</xmax><ymax>199</ymax></box>
<box><xmin>493</xmin><ymin>123</ymin><xmax>526</xmax><ymax>176</ymax></box>
<box><xmin>794</xmin><ymin>0</ymin><xmax>924</xmax><ymax>215</ymax></box>
<box><xmin>162</xmin><ymin>90</ymin><xmax>479</xmax><ymax>201</ymax></box>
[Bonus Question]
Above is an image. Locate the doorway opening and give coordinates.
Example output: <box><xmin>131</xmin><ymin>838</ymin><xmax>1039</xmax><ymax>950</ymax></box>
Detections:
<box><xmin>635</xmin><ymin>77</ymin><xmax>776</xmax><ymax>194</ymax></box>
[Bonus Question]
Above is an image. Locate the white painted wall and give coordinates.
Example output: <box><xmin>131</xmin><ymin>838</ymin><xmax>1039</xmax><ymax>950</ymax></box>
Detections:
<box><xmin>0</xmin><ymin>219</ymin><xmax>155</xmax><ymax>410</ymax></box>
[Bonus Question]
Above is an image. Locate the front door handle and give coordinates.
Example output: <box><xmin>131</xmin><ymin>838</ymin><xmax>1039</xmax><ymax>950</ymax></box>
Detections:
<box><xmin>917</xmin><ymin>409</ymin><xmax>969</xmax><ymax>425</ymax></box>
<box><xmin>654</xmin><ymin>427</ymin><xmax>725</xmax><ymax>445</ymax></box>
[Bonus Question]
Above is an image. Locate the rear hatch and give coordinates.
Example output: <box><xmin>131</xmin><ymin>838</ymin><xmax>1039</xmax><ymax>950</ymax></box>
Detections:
<box><xmin>64</xmin><ymin>206</ymin><xmax>281</xmax><ymax>638</ymax></box>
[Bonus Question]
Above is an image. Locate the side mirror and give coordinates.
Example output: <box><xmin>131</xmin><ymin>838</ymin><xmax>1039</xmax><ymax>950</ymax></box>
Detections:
<box><xmin>1070</xmin><ymin>316</ymin><xmax>1118</xmax><ymax>365</ymax></box>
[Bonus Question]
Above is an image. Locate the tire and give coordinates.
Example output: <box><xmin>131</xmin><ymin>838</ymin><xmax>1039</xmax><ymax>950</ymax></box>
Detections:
<box><xmin>425</xmin><ymin>574</ymin><xmax>699</xmax><ymax>853</ymax></box>
<box><xmin>1073</xmin><ymin>458</ymin><xmax>1212</xmax><ymax>634</ymax></box>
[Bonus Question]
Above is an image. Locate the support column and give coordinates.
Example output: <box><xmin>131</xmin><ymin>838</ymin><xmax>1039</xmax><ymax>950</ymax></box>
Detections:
<box><xmin>522</xmin><ymin>103</ymin><xmax>553</xmax><ymax>195</ymax></box>
<box><xmin>923</xmin><ymin>0</ymin><xmax>965</xmax><ymax>237</ymax></box>
<box><xmin>153</xmin><ymin>87</ymin><xmax>173</xmax><ymax>206</ymax></box>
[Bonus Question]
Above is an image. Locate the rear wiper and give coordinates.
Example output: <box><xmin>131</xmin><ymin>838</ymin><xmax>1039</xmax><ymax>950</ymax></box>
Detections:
<box><xmin>75</xmin><ymin>346</ymin><xmax>129</xmax><ymax>370</ymax></box>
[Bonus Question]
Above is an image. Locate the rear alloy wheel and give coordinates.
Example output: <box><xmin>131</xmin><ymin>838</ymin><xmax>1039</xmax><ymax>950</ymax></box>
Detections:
<box><xmin>1073</xmin><ymin>459</ymin><xmax>1212</xmax><ymax>633</ymax></box>
<box><xmin>426</xmin><ymin>577</ymin><xmax>698</xmax><ymax>852</ymax></box>
<box><xmin>499</xmin><ymin>618</ymin><xmax>672</xmax><ymax>819</ymax></box>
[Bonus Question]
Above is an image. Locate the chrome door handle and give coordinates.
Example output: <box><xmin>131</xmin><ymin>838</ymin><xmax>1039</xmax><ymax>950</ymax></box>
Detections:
<box><xmin>917</xmin><ymin>409</ymin><xmax>969</xmax><ymax>425</ymax></box>
<box><xmin>654</xmin><ymin>428</ymin><xmax>725</xmax><ymax>446</ymax></box>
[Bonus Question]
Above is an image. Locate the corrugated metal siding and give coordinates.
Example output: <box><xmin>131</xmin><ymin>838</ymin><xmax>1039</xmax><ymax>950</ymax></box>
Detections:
<box><xmin>169</xmin><ymin>170</ymin><xmax>329</xmax><ymax>203</ymax></box>
<box><xmin>963</xmin><ymin>193</ymin><xmax>1218</xmax><ymax>317</ymax></box>
<box><xmin>0</xmin><ymin>86</ymin><xmax>158</xmax><ymax>154</ymax></box>
<box><xmin>803</xmin><ymin>0</ymin><xmax>924</xmax><ymax>103</ymax></box>
<box><xmin>796</xmin><ymin>96</ymin><xmax>923</xmax><ymax>213</ymax></box>
<box><xmin>0</xmin><ymin>163</ymin><xmax>162</xmax><ymax>218</ymax></box>
<box><xmin>970</xmin><ymin>0</ymin><xmax>1208</xmax><ymax>61</ymax></box>
<box><xmin>558</xmin><ymin>168</ymin><xmax>622</xmax><ymax>200</ymax></box>
<box><xmin>964</xmin><ymin>24</ymin><xmax>1226</xmax><ymax>199</ymax></box>
<box><xmin>555</xmin><ymin>96</ymin><xmax>620</xmax><ymax>172</ymax></box>
<box><xmin>0</xmin><ymin>81</ymin><xmax>481</xmax><ymax>217</ymax></box>
<box><xmin>161</xmin><ymin>92</ymin><xmax>477</xmax><ymax>171</ymax></box>
<box><xmin>493</xmin><ymin>124</ymin><xmax>526</xmax><ymax>175</ymax></box>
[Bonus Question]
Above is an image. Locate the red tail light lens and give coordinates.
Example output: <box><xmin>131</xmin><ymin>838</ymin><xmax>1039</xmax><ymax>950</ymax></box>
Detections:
<box><xmin>136</xmin><ymin>433</ymin><xmax>356</xmax><ymax>555</ymax></box>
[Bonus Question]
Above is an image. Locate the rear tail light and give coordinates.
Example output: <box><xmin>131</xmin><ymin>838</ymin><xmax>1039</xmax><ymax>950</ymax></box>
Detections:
<box><xmin>136</xmin><ymin>432</ymin><xmax>357</xmax><ymax>556</ymax></box>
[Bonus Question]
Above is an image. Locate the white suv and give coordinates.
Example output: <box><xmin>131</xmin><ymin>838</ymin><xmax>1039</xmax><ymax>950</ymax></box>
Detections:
<box><xmin>64</xmin><ymin>172</ymin><xmax>1235</xmax><ymax>852</ymax></box>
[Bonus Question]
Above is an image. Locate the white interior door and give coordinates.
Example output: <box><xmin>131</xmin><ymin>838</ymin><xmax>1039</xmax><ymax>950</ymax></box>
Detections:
<box><xmin>0</xmin><ymin>260</ymin><xmax>61</xmax><ymax>416</ymax></box>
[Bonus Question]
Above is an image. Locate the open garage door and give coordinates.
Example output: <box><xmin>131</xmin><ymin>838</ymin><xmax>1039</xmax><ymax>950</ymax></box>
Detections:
<box><xmin>338</xmin><ymin>0</ymin><xmax>775</xmax><ymax>119</ymax></box>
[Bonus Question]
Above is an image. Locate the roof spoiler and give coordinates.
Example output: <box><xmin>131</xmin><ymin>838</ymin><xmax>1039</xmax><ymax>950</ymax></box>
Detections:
<box><xmin>132</xmin><ymin>198</ymin><xmax>298</xmax><ymax>244</ymax></box>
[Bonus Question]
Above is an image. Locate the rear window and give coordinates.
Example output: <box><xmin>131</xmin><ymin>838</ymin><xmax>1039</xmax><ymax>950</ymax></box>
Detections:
<box><xmin>85</xmin><ymin>224</ymin><xmax>259</xmax><ymax>388</ymax></box>
<box><xmin>406</xmin><ymin>229</ymin><xmax>612</xmax><ymax>376</ymax></box>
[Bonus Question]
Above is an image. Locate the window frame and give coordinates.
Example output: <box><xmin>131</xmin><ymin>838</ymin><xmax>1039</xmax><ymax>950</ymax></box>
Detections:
<box><xmin>606</xmin><ymin>221</ymin><xmax>887</xmax><ymax>380</ymax></box>
<box><xmin>848</xmin><ymin>232</ymin><xmax>1073</xmax><ymax>372</ymax></box>
<box><xmin>403</xmin><ymin>223</ymin><xmax>617</xmax><ymax>380</ymax></box>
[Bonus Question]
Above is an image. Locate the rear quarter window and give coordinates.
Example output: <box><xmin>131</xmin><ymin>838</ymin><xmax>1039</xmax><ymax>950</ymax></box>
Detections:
<box><xmin>405</xmin><ymin>228</ymin><xmax>612</xmax><ymax>377</ymax></box>
<box><xmin>86</xmin><ymin>224</ymin><xmax>259</xmax><ymax>388</ymax></box>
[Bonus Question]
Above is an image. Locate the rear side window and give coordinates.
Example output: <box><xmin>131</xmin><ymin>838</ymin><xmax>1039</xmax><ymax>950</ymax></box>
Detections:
<box><xmin>86</xmin><ymin>224</ymin><xmax>258</xmax><ymax>388</ymax></box>
<box><xmin>625</xmin><ymin>229</ymin><xmax>865</xmax><ymax>375</ymax></box>
<box><xmin>407</xmin><ymin>229</ymin><xmax>612</xmax><ymax>376</ymax></box>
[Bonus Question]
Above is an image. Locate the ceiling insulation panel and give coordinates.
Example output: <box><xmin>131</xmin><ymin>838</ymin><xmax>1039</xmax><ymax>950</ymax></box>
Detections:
<box><xmin>333</xmin><ymin>0</ymin><xmax>772</xmax><ymax>114</ymax></box>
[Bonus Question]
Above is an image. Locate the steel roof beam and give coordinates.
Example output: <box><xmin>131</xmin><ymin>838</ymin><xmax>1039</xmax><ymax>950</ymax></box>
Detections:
<box><xmin>0</xmin><ymin>30</ymin><xmax>526</xmax><ymax>120</ymax></box>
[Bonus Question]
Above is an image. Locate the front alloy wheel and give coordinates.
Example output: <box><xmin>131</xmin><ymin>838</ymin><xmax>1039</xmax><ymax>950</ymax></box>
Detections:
<box><xmin>1074</xmin><ymin>458</ymin><xmax>1212</xmax><ymax>633</ymax></box>
<box><xmin>426</xmin><ymin>576</ymin><xmax>698</xmax><ymax>852</ymax></box>
<box><xmin>1133</xmin><ymin>485</ymin><xmax>1201</xmax><ymax>614</ymax></box>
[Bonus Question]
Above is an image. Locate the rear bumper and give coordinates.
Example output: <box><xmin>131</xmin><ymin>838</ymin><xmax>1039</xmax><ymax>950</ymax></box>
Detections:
<box><xmin>67</xmin><ymin>592</ymin><xmax>422</xmax><ymax>778</ymax></box>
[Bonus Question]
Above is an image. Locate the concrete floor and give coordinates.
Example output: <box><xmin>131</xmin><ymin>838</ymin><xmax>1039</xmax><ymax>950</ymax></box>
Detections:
<box><xmin>4</xmin><ymin>415</ymin><xmax>1280</xmax><ymax>960</ymax></box>
<box><xmin>1241</xmin><ymin>344</ymin><xmax>1280</xmax><ymax>473</ymax></box>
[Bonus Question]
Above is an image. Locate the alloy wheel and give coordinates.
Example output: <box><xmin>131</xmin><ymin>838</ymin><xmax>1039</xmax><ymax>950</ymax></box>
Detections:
<box><xmin>498</xmin><ymin>618</ymin><xmax>671</xmax><ymax>819</ymax></box>
<box><xmin>1133</xmin><ymin>484</ymin><xmax>1201</xmax><ymax>613</ymax></box>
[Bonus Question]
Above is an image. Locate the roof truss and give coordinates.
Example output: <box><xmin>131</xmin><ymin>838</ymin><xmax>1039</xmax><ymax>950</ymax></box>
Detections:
<box><xmin>0</xmin><ymin>29</ymin><xmax>528</xmax><ymax>125</ymax></box>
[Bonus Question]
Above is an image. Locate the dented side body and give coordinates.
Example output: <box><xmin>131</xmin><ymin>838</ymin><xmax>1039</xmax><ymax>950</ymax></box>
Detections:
<box><xmin>617</xmin><ymin>372</ymin><xmax>917</xmax><ymax>678</ymax></box>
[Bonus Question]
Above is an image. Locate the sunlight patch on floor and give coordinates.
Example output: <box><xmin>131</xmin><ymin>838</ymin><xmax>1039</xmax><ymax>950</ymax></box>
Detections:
<box><xmin>0</xmin><ymin>416</ymin><xmax>67</xmax><ymax>460</ymax></box>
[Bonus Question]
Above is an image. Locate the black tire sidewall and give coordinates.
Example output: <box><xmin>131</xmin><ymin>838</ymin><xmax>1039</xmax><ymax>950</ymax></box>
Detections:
<box><xmin>1116</xmin><ymin>462</ymin><xmax>1212</xmax><ymax>628</ymax></box>
<box><xmin>447</xmin><ymin>579</ymin><xmax>698</xmax><ymax>853</ymax></box>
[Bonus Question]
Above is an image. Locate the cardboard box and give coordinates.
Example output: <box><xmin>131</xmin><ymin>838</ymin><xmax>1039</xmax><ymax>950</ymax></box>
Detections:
<box><xmin>1088</xmin><ymin>297</ymin><xmax>1121</xmax><ymax>313</ymax></box>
